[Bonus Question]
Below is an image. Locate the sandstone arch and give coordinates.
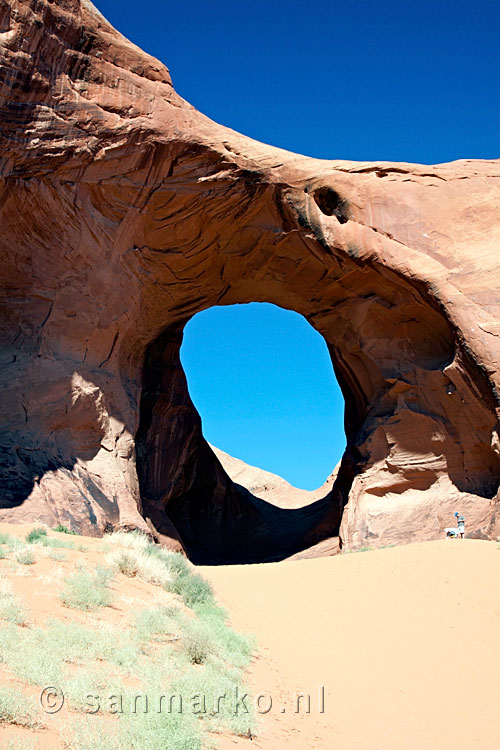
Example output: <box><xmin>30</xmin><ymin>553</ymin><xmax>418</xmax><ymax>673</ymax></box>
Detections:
<box><xmin>1</xmin><ymin>0</ymin><xmax>499</xmax><ymax>557</ymax></box>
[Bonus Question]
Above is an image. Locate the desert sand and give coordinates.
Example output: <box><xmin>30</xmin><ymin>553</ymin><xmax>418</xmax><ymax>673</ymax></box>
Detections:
<box><xmin>202</xmin><ymin>539</ymin><xmax>500</xmax><ymax>750</ymax></box>
<box><xmin>1</xmin><ymin>524</ymin><xmax>499</xmax><ymax>748</ymax></box>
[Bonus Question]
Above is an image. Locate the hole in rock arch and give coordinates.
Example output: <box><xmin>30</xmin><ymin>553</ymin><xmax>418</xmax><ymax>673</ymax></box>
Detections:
<box><xmin>135</xmin><ymin>303</ymin><xmax>348</xmax><ymax>565</ymax></box>
<box><xmin>180</xmin><ymin>302</ymin><xmax>346</xmax><ymax>491</ymax></box>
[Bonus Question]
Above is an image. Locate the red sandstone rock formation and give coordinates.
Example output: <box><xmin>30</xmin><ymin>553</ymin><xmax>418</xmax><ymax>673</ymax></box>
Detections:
<box><xmin>1</xmin><ymin>0</ymin><xmax>499</xmax><ymax>561</ymax></box>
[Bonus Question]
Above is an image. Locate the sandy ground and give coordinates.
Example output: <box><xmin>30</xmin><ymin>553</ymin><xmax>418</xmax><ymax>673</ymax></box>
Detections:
<box><xmin>202</xmin><ymin>540</ymin><xmax>500</xmax><ymax>750</ymax></box>
<box><xmin>0</xmin><ymin>523</ymin><xmax>184</xmax><ymax>749</ymax></box>
<box><xmin>1</xmin><ymin>524</ymin><xmax>498</xmax><ymax>750</ymax></box>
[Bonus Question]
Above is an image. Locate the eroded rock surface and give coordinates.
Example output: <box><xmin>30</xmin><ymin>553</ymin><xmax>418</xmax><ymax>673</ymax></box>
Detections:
<box><xmin>1</xmin><ymin>0</ymin><xmax>499</xmax><ymax>560</ymax></box>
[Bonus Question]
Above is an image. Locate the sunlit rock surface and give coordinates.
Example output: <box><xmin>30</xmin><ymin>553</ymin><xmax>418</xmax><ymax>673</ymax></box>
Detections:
<box><xmin>1</xmin><ymin>0</ymin><xmax>499</xmax><ymax>561</ymax></box>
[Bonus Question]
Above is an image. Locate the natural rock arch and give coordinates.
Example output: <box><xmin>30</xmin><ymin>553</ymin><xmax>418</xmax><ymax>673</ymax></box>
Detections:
<box><xmin>1</xmin><ymin>0</ymin><xmax>499</xmax><ymax>557</ymax></box>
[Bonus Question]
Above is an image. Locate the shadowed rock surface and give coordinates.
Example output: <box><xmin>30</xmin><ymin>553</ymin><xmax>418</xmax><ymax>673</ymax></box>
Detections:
<box><xmin>1</xmin><ymin>0</ymin><xmax>499</xmax><ymax>561</ymax></box>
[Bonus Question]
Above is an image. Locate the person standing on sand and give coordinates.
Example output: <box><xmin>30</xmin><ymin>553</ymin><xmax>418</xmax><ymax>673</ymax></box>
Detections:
<box><xmin>455</xmin><ymin>512</ymin><xmax>465</xmax><ymax>538</ymax></box>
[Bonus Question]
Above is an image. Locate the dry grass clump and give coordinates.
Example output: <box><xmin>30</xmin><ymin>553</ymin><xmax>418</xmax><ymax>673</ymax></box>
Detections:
<box><xmin>60</xmin><ymin>564</ymin><xmax>113</xmax><ymax>611</ymax></box>
<box><xmin>14</xmin><ymin>546</ymin><xmax>36</xmax><ymax>566</ymax></box>
<box><xmin>0</xmin><ymin>686</ymin><xmax>41</xmax><ymax>728</ymax></box>
<box><xmin>105</xmin><ymin>547</ymin><xmax>173</xmax><ymax>588</ymax></box>
<box><xmin>104</xmin><ymin>529</ymin><xmax>152</xmax><ymax>552</ymax></box>
<box><xmin>0</xmin><ymin>575</ymin><xmax>29</xmax><ymax>626</ymax></box>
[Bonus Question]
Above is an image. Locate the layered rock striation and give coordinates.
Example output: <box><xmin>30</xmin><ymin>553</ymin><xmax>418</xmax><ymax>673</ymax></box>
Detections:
<box><xmin>1</xmin><ymin>0</ymin><xmax>499</xmax><ymax>560</ymax></box>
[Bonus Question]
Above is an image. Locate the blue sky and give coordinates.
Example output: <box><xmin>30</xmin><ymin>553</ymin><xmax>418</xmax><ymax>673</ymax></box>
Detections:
<box><xmin>95</xmin><ymin>1</ymin><xmax>499</xmax><ymax>488</ymax></box>
<box><xmin>180</xmin><ymin>304</ymin><xmax>343</xmax><ymax>490</ymax></box>
<box><xmin>96</xmin><ymin>0</ymin><xmax>499</xmax><ymax>163</ymax></box>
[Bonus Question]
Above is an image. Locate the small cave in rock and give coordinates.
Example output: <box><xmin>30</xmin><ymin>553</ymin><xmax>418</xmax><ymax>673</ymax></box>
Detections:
<box><xmin>313</xmin><ymin>186</ymin><xmax>349</xmax><ymax>223</ymax></box>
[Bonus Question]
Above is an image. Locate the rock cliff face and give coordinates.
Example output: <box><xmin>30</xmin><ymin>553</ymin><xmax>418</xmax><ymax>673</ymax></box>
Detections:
<box><xmin>1</xmin><ymin>0</ymin><xmax>499</xmax><ymax>561</ymax></box>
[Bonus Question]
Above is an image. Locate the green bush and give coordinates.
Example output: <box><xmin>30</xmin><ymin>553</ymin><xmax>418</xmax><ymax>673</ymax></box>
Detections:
<box><xmin>145</xmin><ymin>545</ymin><xmax>191</xmax><ymax>578</ymax></box>
<box><xmin>25</xmin><ymin>527</ymin><xmax>47</xmax><ymax>544</ymax></box>
<box><xmin>171</xmin><ymin>571</ymin><xmax>214</xmax><ymax>607</ymax></box>
<box><xmin>0</xmin><ymin>532</ymin><xmax>12</xmax><ymax>545</ymax></box>
<box><xmin>53</xmin><ymin>524</ymin><xmax>77</xmax><ymax>535</ymax></box>
<box><xmin>62</xmin><ymin>665</ymin><xmax>123</xmax><ymax>713</ymax></box>
<box><xmin>60</xmin><ymin>566</ymin><xmax>112</xmax><ymax>611</ymax></box>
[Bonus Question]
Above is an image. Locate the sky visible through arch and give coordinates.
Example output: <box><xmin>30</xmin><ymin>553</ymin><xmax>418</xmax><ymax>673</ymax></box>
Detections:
<box><xmin>94</xmin><ymin>0</ymin><xmax>499</xmax><ymax>487</ymax></box>
<box><xmin>180</xmin><ymin>304</ymin><xmax>344</xmax><ymax>490</ymax></box>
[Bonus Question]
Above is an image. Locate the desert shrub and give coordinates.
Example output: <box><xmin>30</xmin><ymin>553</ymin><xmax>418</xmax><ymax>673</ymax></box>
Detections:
<box><xmin>105</xmin><ymin>532</ymin><xmax>214</xmax><ymax>609</ymax></box>
<box><xmin>0</xmin><ymin>623</ymin><xmax>62</xmax><ymax>686</ymax></box>
<box><xmin>14</xmin><ymin>546</ymin><xmax>35</xmax><ymax>565</ymax></box>
<box><xmin>43</xmin><ymin>619</ymin><xmax>142</xmax><ymax>671</ymax></box>
<box><xmin>0</xmin><ymin>687</ymin><xmax>40</xmax><ymax>728</ymax></box>
<box><xmin>62</xmin><ymin>665</ymin><xmax>123</xmax><ymax>713</ymax></box>
<box><xmin>0</xmin><ymin>526</ymin><xmax>255</xmax><ymax>749</ymax></box>
<box><xmin>94</xmin><ymin>564</ymin><xmax>113</xmax><ymax>586</ymax></box>
<box><xmin>25</xmin><ymin>527</ymin><xmax>47</xmax><ymax>544</ymax></box>
<box><xmin>60</xmin><ymin>566</ymin><xmax>112</xmax><ymax>611</ymax></box>
<box><xmin>0</xmin><ymin>575</ymin><xmax>28</xmax><ymax>625</ymax></box>
<box><xmin>171</xmin><ymin>604</ymin><xmax>253</xmax><ymax>672</ymax></box>
<box><xmin>106</xmin><ymin>548</ymin><xmax>172</xmax><ymax>588</ymax></box>
<box><xmin>193</xmin><ymin>603</ymin><xmax>254</xmax><ymax>669</ymax></box>
<box><xmin>105</xmin><ymin>530</ymin><xmax>151</xmax><ymax>552</ymax></box>
<box><xmin>171</xmin><ymin>570</ymin><xmax>214</xmax><ymax>607</ymax></box>
<box><xmin>53</xmin><ymin>524</ymin><xmax>77</xmax><ymax>535</ymax></box>
<box><xmin>0</xmin><ymin>532</ymin><xmax>12</xmax><ymax>545</ymax></box>
<box><xmin>0</xmin><ymin>617</ymin><xmax>142</xmax><ymax>690</ymax></box>
<box><xmin>69</xmin><ymin>709</ymin><xmax>202</xmax><ymax>750</ymax></box>
<box><xmin>44</xmin><ymin>536</ymin><xmax>76</xmax><ymax>549</ymax></box>
<box><xmin>4</xmin><ymin>536</ymin><xmax>23</xmax><ymax>550</ymax></box>
<box><xmin>48</xmin><ymin>549</ymin><xmax>67</xmax><ymax>561</ymax></box>
<box><xmin>0</xmin><ymin>547</ymin><xmax>6</xmax><ymax>560</ymax></box>
<box><xmin>183</xmin><ymin>624</ymin><xmax>212</xmax><ymax>665</ymax></box>
<box><xmin>135</xmin><ymin>606</ymin><xmax>181</xmax><ymax>643</ymax></box>
<box><xmin>114</xmin><ymin>550</ymin><xmax>140</xmax><ymax>577</ymax></box>
<box><xmin>173</xmin><ymin>661</ymin><xmax>255</xmax><ymax>737</ymax></box>
<box><xmin>3</xmin><ymin>740</ymin><xmax>38</xmax><ymax>750</ymax></box>
<box><xmin>0</xmin><ymin>594</ymin><xmax>29</xmax><ymax>626</ymax></box>
<box><xmin>144</xmin><ymin>545</ymin><xmax>191</xmax><ymax>578</ymax></box>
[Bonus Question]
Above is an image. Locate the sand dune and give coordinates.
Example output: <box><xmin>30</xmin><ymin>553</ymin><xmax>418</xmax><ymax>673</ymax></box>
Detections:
<box><xmin>202</xmin><ymin>540</ymin><xmax>500</xmax><ymax>750</ymax></box>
